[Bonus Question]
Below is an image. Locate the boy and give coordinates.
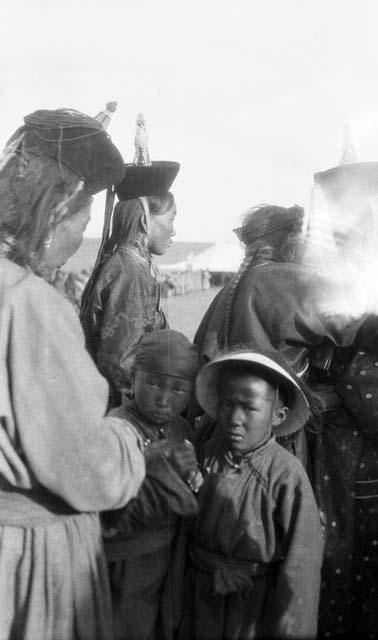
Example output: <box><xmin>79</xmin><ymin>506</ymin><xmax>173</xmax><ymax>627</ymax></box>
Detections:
<box><xmin>181</xmin><ymin>348</ymin><xmax>323</xmax><ymax>639</ymax></box>
<box><xmin>103</xmin><ymin>329</ymin><xmax>202</xmax><ymax>640</ymax></box>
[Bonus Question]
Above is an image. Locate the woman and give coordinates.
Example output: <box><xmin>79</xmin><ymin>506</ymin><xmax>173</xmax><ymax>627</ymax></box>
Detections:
<box><xmin>0</xmin><ymin>108</ymin><xmax>145</xmax><ymax>639</ymax></box>
<box><xmin>194</xmin><ymin>204</ymin><xmax>362</xmax><ymax>459</ymax></box>
<box><xmin>81</xmin><ymin>188</ymin><xmax>178</xmax><ymax>406</ymax></box>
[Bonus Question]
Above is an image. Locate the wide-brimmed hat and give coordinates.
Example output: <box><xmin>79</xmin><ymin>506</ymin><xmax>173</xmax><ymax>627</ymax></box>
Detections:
<box><xmin>196</xmin><ymin>349</ymin><xmax>311</xmax><ymax>436</ymax></box>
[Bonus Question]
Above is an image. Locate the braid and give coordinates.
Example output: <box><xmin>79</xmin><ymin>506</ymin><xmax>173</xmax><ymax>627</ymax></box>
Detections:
<box><xmin>223</xmin><ymin>241</ymin><xmax>279</xmax><ymax>346</ymax></box>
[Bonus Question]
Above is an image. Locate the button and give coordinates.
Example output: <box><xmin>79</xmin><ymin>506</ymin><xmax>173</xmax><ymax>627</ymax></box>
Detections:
<box><xmin>365</xmin><ymin>393</ymin><xmax>373</xmax><ymax>399</ymax></box>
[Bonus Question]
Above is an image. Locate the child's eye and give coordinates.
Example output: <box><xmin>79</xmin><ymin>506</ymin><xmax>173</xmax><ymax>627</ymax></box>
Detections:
<box><xmin>173</xmin><ymin>388</ymin><xmax>185</xmax><ymax>395</ymax></box>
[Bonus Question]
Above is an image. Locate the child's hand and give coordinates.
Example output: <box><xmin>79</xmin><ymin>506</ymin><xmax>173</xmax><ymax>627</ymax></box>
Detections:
<box><xmin>185</xmin><ymin>467</ymin><xmax>204</xmax><ymax>493</ymax></box>
<box><xmin>168</xmin><ymin>440</ymin><xmax>198</xmax><ymax>481</ymax></box>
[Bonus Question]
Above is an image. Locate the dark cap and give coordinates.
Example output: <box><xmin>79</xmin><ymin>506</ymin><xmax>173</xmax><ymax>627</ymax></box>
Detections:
<box><xmin>8</xmin><ymin>108</ymin><xmax>125</xmax><ymax>194</ymax></box>
<box><xmin>115</xmin><ymin>161</ymin><xmax>180</xmax><ymax>200</ymax></box>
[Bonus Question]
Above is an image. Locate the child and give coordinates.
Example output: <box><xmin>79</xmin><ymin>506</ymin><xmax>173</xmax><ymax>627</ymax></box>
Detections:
<box><xmin>180</xmin><ymin>348</ymin><xmax>323</xmax><ymax>639</ymax></box>
<box><xmin>102</xmin><ymin>329</ymin><xmax>202</xmax><ymax>640</ymax></box>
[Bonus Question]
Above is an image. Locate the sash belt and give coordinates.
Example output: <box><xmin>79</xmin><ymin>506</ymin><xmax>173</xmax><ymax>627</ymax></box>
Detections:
<box><xmin>190</xmin><ymin>542</ymin><xmax>276</xmax><ymax>595</ymax></box>
<box><xmin>0</xmin><ymin>481</ymin><xmax>78</xmax><ymax>527</ymax></box>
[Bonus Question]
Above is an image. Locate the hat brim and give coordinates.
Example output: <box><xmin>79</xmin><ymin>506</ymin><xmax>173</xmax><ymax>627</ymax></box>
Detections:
<box><xmin>314</xmin><ymin>162</ymin><xmax>378</xmax><ymax>206</ymax></box>
<box><xmin>115</xmin><ymin>161</ymin><xmax>180</xmax><ymax>200</ymax></box>
<box><xmin>196</xmin><ymin>352</ymin><xmax>310</xmax><ymax>437</ymax></box>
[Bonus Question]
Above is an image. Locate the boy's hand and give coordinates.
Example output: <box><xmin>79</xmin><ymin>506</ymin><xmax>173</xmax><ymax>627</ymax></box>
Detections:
<box><xmin>168</xmin><ymin>440</ymin><xmax>198</xmax><ymax>481</ymax></box>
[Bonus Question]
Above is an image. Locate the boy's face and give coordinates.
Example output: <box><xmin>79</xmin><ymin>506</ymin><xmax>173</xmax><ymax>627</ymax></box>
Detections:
<box><xmin>133</xmin><ymin>369</ymin><xmax>192</xmax><ymax>425</ymax></box>
<box><xmin>217</xmin><ymin>373</ymin><xmax>288</xmax><ymax>454</ymax></box>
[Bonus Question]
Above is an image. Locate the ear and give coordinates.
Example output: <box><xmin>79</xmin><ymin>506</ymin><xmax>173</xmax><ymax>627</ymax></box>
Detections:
<box><xmin>272</xmin><ymin>405</ymin><xmax>289</xmax><ymax>427</ymax></box>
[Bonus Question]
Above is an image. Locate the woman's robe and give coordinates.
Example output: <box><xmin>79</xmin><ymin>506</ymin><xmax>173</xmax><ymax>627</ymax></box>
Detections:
<box><xmin>81</xmin><ymin>243</ymin><xmax>167</xmax><ymax>403</ymax></box>
<box><xmin>180</xmin><ymin>437</ymin><xmax>323</xmax><ymax>640</ymax></box>
<box><xmin>0</xmin><ymin>258</ymin><xmax>145</xmax><ymax>640</ymax></box>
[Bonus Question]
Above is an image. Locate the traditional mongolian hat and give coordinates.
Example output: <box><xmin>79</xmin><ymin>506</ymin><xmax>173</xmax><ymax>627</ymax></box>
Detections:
<box><xmin>313</xmin><ymin>126</ymin><xmax>378</xmax><ymax>211</ymax></box>
<box><xmin>5</xmin><ymin>103</ymin><xmax>125</xmax><ymax>194</ymax></box>
<box><xmin>115</xmin><ymin>113</ymin><xmax>179</xmax><ymax>200</ymax></box>
<box><xmin>314</xmin><ymin>162</ymin><xmax>378</xmax><ymax>209</ymax></box>
<box><xmin>196</xmin><ymin>348</ymin><xmax>311</xmax><ymax>436</ymax></box>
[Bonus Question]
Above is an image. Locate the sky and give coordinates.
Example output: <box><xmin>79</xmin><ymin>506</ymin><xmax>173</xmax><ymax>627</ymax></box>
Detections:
<box><xmin>1</xmin><ymin>0</ymin><xmax>378</xmax><ymax>242</ymax></box>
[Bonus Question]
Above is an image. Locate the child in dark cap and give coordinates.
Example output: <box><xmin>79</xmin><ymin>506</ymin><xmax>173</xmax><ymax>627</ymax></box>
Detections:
<box><xmin>180</xmin><ymin>348</ymin><xmax>323</xmax><ymax>640</ymax></box>
<box><xmin>102</xmin><ymin>329</ymin><xmax>202</xmax><ymax>640</ymax></box>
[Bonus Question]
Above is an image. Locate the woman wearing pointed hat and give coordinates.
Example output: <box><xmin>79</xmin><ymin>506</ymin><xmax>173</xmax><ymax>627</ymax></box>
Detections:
<box><xmin>81</xmin><ymin>114</ymin><xmax>180</xmax><ymax>406</ymax></box>
<box><xmin>0</xmin><ymin>107</ymin><xmax>146</xmax><ymax>639</ymax></box>
<box><xmin>180</xmin><ymin>347</ymin><xmax>323</xmax><ymax>639</ymax></box>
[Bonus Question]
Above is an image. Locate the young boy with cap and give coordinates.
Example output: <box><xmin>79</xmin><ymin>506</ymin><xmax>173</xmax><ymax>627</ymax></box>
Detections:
<box><xmin>102</xmin><ymin>329</ymin><xmax>202</xmax><ymax>640</ymax></box>
<box><xmin>180</xmin><ymin>348</ymin><xmax>323</xmax><ymax>640</ymax></box>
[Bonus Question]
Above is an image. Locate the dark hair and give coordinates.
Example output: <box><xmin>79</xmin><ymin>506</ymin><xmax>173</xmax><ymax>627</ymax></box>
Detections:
<box><xmin>223</xmin><ymin>204</ymin><xmax>304</xmax><ymax>346</ymax></box>
<box><xmin>103</xmin><ymin>191</ymin><xmax>175</xmax><ymax>255</ymax></box>
<box><xmin>0</xmin><ymin>154</ymin><xmax>87</xmax><ymax>273</ymax></box>
<box><xmin>148</xmin><ymin>192</ymin><xmax>174</xmax><ymax>216</ymax></box>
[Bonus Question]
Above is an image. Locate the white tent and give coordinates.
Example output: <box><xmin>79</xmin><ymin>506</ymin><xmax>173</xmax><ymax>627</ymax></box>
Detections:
<box><xmin>160</xmin><ymin>241</ymin><xmax>244</xmax><ymax>272</ymax></box>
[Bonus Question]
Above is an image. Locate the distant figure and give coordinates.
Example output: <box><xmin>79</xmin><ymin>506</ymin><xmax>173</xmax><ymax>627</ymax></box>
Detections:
<box><xmin>201</xmin><ymin>268</ymin><xmax>211</xmax><ymax>290</ymax></box>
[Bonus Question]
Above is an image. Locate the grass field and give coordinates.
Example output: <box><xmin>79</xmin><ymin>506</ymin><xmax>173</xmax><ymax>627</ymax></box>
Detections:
<box><xmin>161</xmin><ymin>287</ymin><xmax>220</xmax><ymax>340</ymax></box>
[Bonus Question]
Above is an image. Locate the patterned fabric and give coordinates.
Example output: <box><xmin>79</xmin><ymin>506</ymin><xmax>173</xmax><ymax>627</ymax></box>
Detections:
<box><xmin>81</xmin><ymin>242</ymin><xmax>167</xmax><ymax>404</ymax></box>
<box><xmin>180</xmin><ymin>437</ymin><xmax>323</xmax><ymax>639</ymax></box>
<box><xmin>314</xmin><ymin>348</ymin><xmax>378</xmax><ymax>639</ymax></box>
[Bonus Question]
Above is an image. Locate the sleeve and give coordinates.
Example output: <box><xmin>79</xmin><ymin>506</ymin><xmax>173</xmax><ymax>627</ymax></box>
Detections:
<box><xmin>107</xmin><ymin>445</ymin><xmax>198</xmax><ymax>535</ymax></box>
<box><xmin>263</xmin><ymin>462</ymin><xmax>324</xmax><ymax>639</ymax></box>
<box><xmin>9</xmin><ymin>277</ymin><xmax>145</xmax><ymax>512</ymax></box>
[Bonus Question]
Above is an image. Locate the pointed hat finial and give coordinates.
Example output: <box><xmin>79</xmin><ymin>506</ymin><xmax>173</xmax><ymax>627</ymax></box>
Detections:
<box><xmin>133</xmin><ymin>112</ymin><xmax>151</xmax><ymax>166</ymax></box>
<box><xmin>94</xmin><ymin>101</ymin><xmax>118</xmax><ymax>130</ymax></box>
<box><xmin>339</xmin><ymin>124</ymin><xmax>358</xmax><ymax>165</ymax></box>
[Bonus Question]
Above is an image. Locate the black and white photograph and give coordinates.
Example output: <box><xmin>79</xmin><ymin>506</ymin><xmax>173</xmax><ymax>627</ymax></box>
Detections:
<box><xmin>0</xmin><ymin>1</ymin><xmax>377</xmax><ymax>638</ymax></box>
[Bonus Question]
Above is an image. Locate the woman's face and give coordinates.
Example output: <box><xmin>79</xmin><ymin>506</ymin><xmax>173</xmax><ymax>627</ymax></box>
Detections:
<box><xmin>148</xmin><ymin>204</ymin><xmax>177</xmax><ymax>256</ymax></box>
<box><xmin>43</xmin><ymin>200</ymin><xmax>92</xmax><ymax>268</ymax></box>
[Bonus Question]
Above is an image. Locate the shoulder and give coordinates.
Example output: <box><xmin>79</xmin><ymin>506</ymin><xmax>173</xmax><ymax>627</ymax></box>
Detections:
<box><xmin>0</xmin><ymin>259</ymin><xmax>84</xmax><ymax>344</ymax></box>
<box><xmin>265</xmin><ymin>440</ymin><xmax>312</xmax><ymax>494</ymax></box>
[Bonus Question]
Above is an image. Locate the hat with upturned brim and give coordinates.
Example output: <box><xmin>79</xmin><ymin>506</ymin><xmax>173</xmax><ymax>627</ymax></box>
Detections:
<box><xmin>196</xmin><ymin>349</ymin><xmax>311</xmax><ymax>436</ymax></box>
<box><xmin>115</xmin><ymin>161</ymin><xmax>180</xmax><ymax>200</ymax></box>
<box><xmin>314</xmin><ymin>162</ymin><xmax>378</xmax><ymax>209</ymax></box>
<box><xmin>114</xmin><ymin>113</ymin><xmax>179</xmax><ymax>200</ymax></box>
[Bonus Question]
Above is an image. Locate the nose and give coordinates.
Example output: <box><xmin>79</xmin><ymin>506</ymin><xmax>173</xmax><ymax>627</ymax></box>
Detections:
<box><xmin>229</xmin><ymin>407</ymin><xmax>244</xmax><ymax>427</ymax></box>
<box><xmin>156</xmin><ymin>390</ymin><xmax>170</xmax><ymax>408</ymax></box>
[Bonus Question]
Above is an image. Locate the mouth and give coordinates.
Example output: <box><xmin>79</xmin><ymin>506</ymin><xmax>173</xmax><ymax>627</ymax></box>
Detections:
<box><xmin>151</xmin><ymin>410</ymin><xmax>171</xmax><ymax>422</ymax></box>
<box><xmin>227</xmin><ymin>431</ymin><xmax>244</xmax><ymax>443</ymax></box>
